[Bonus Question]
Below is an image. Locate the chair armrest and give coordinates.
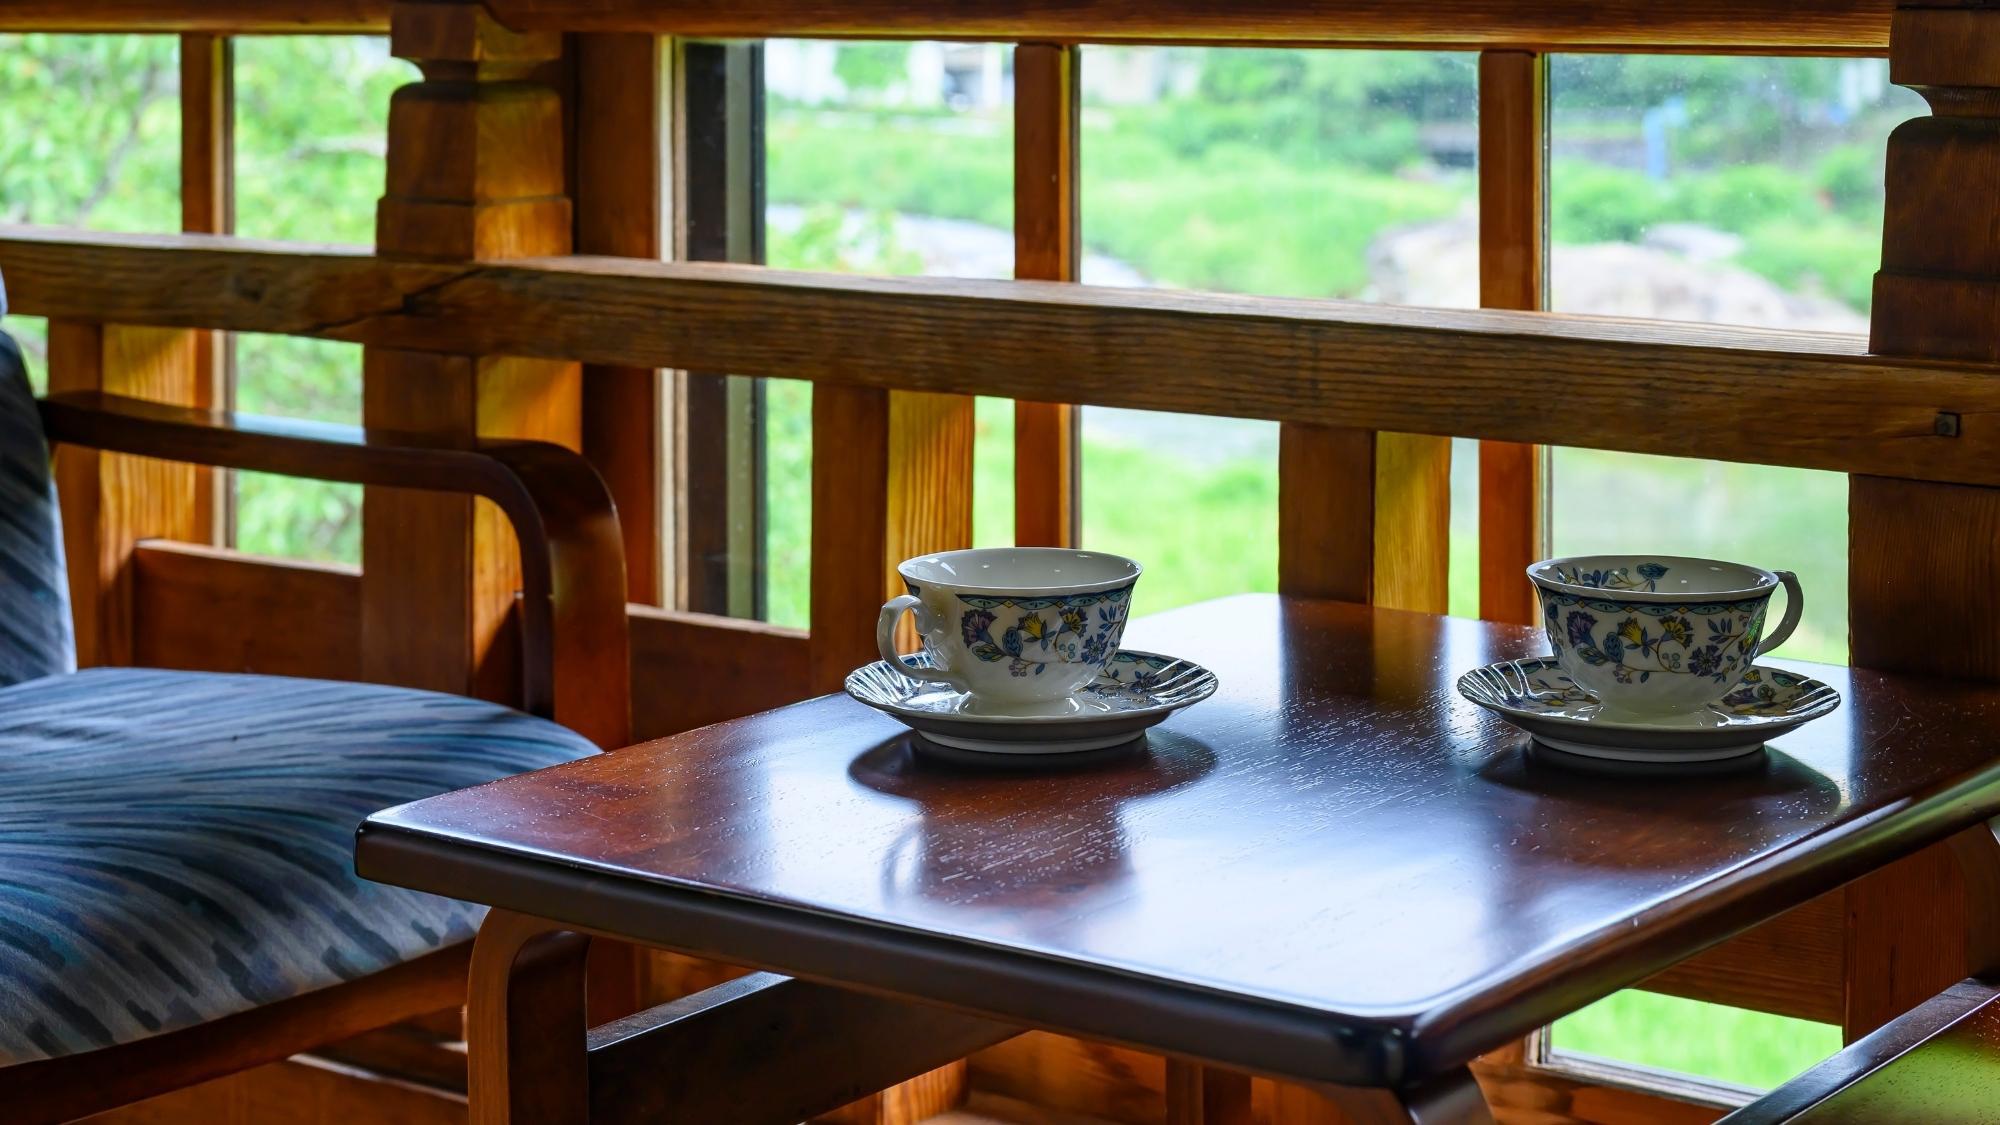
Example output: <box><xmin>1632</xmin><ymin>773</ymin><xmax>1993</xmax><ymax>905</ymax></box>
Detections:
<box><xmin>39</xmin><ymin>390</ymin><xmax>631</xmax><ymax>749</ymax></box>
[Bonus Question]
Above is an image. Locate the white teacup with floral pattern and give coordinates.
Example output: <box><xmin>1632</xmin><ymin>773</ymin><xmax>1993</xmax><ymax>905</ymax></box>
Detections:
<box><xmin>1528</xmin><ymin>554</ymin><xmax>1803</xmax><ymax>720</ymax></box>
<box><xmin>877</xmin><ymin>547</ymin><xmax>1141</xmax><ymax>714</ymax></box>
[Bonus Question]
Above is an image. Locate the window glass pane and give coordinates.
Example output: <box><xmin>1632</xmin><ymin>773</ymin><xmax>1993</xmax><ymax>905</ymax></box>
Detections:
<box><xmin>760</xmin><ymin>40</ymin><xmax>1015</xmax><ymax>629</ymax></box>
<box><xmin>0</xmin><ymin>34</ymin><xmax>179</xmax><ymax>233</ymax></box>
<box><xmin>1550</xmin><ymin>991</ymin><xmax>1841</xmax><ymax>1094</ymax></box>
<box><xmin>229</xmin><ymin>37</ymin><xmax>407</xmax><ymax>564</ymax></box>
<box><xmin>1079</xmin><ymin>46</ymin><xmax>1477</xmax><ymax>616</ymax></box>
<box><xmin>0</xmin><ymin>35</ymin><xmax>178</xmax><ymax>392</ymax></box>
<box><xmin>1548</xmin><ymin>56</ymin><xmax>1922</xmax><ymax>668</ymax></box>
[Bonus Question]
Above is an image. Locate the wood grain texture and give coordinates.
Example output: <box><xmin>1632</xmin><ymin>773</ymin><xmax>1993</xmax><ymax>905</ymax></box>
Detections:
<box><xmin>1164</xmin><ymin>1061</ymin><xmax>1253</xmax><ymax>1125</ymax></box>
<box><xmin>0</xmin><ymin>1</ymin><xmax>386</xmax><ymax>32</ymax></box>
<box><xmin>465</xmin><ymin>911</ymin><xmax>590</xmax><ymax>1125</ymax></box>
<box><xmin>586</xmin><ymin>972</ymin><xmax>1016</xmax><ymax>1125</ymax></box>
<box><xmin>359</xmin><ymin>594</ymin><xmax>2000</xmax><ymax>1090</ymax></box>
<box><xmin>809</xmin><ymin>383</ymin><xmax>891</xmax><ymax>693</ymax></box>
<box><xmin>477</xmin><ymin>0</ymin><xmax>1897</xmax><ymax>52</ymax></box>
<box><xmin>132</xmin><ymin>541</ymin><xmax>361</xmax><ymax>680</ymax></box>
<box><xmin>13</xmin><ymin>230</ymin><xmax>2000</xmax><ymax>489</ymax></box>
<box><xmin>1012</xmin><ymin>42</ymin><xmax>1079</xmax><ymax>549</ymax></box>
<box><xmin>178</xmin><ymin>31</ymin><xmax>232</xmax><ymax>545</ymax></box>
<box><xmin>970</xmin><ymin>1032</ymin><xmax>1168</xmax><ymax>1125</ymax></box>
<box><xmin>629</xmin><ymin>606</ymin><xmax>809</xmax><ymax>739</ymax></box>
<box><xmin>365</xmin><ymin>5</ymin><xmax>586</xmax><ymax>722</ymax></box>
<box><xmin>572</xmin><ymin>31</ymin><xmax>665</xmax><ymax>605</ymax></box>
<box><xmin>1475</xmin><ymin>49</ymin><xmax>1545</xmax><ymax>628</ymax></box>
<box><xmin>1847</xmin><ymin>7</ymin><xmax>2000</xmax><ymax>1054</ymax></box>
<box><xmin>1640</xmin><ymin>892</ymin><xmax>1845</xmax><ymax>1026</ymax></box>
<box><xmin>3</xmin><ymin>946</ymin><xmax>470</xmax><ymax>1124</ymax></box>
<box><xmin>80</xmin><ymin>1056</ymin><xmax>463</xmax><ymax>1125</ymax></box>
<box><xmin>1277</xmin><ymin>427</ymin><xmax>1450</xmax><ymax>612</ymax></box>
<box><xmin>47</xmin><ymin>321</ymin><xmax>200</xmax><ymax>667</ymax></box>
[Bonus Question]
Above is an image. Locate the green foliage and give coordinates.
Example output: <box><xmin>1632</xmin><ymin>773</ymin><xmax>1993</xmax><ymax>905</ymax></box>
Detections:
<box><xmin>1555</xmin><ymin>991</ymin><xmax>1840</xmax><ymax>1092</ymax></box>
<box><xmin>769</xmin><ymin>204</ymin><xmax>925</xmax><ymax>275</ymax></box>
<box><xmin>0</xmin><ymin>34</ymin><xmax>179</xmax><ymax>231</ymax></box>
<box><xmin>766</xmin><ymin>113</ymin><xmax>1013</xmax><ymax>229</ymax></box>
<box><xmin>1740</xmin><ymin>218</ymin><xmax>1880</xmax><ymax>313</ymax></box>
<box><xmin>831</xmin><ymin>42</ymin><xmax>909</xmax><ymax>95</ymax></box>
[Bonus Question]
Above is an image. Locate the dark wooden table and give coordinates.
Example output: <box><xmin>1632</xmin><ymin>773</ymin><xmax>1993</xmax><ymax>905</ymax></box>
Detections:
<box><xmin>358</xmin><ymin>595</ymin><xmax>2000</xmax><ymax>1124</ymax></box>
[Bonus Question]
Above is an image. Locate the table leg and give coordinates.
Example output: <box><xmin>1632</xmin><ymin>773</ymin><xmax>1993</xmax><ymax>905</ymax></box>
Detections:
<box><xmin>467</xmin><ymin>909</ymin><xmax>591</xmax><ymax>1125</ymax></box>
<box><xmin>1274</xmin><ymin>1068</ymin><xmax>1493</xmax><ymax>1125</ymax></box>
<box><xmin>1949</xmin><ymin>817</ymin><xmax>2000</xmax><ymax>977</ymax></box>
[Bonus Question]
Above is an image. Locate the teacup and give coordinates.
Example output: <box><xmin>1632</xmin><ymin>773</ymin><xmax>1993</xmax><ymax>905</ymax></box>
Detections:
<box><xmin>1527</xmin><ymin>554</ymin><xmax>1803</xmax><ymax>719</ymax></box>
<box><xmin>877</xmin><ymin>547</ymin><xmax>1141</xmax><ymax>713</ymax></box>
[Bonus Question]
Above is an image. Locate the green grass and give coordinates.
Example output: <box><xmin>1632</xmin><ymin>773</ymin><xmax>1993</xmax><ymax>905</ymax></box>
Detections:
<box><xmin>1553</xmin><ymin>991</ymin><xmax>1842</xmax><ymax>1092</ymax></box>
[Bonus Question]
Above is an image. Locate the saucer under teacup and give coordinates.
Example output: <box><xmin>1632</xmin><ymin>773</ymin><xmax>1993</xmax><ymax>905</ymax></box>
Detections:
<box><xmin>846</xmin><ymin>649</ymin><xmax>1218</xmax><ymax>755</ymax></box>
<box><xmin>1457</xmin><ymin>656</ymin><xmax>1840</xmax><ymax>763</ymax></box>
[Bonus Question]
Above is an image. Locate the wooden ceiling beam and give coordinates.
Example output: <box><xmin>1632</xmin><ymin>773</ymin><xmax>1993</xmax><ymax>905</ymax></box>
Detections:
<box><xmin>0</xmin><ymin>0</ymin><xmax>1893</xmax><ymax>53</ymax></box>
<box><xmin>0</xmin><ymin>0</ymin><xmax>389</xmax><ymax>33</ymax></box>
<box><xmin>3</xmin><ymin>226</ymin><xmax>1994</xmax><ymax>488</ymax></box>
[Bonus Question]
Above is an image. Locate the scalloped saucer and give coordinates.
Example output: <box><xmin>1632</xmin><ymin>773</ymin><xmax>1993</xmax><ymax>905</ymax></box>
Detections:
<box><xmin>1457</xmin><ymin>657</ymin><xmax>1841</xmax><ymax>763</ymax></box>
<box><xmin>845</xmin><ymin>649</ymin><xmax>1219</xmax><ymax>755</ymax></box>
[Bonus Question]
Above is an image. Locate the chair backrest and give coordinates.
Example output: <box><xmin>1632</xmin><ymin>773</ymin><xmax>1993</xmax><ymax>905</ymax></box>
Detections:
<box><xmin>0</xmin><ymin>274</ymin><xmax>77</xmax><ymax>687</ymax></box>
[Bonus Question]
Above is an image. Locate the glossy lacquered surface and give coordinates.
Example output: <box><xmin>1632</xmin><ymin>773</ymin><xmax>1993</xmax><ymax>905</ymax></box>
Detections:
<box><xmin>359</xmin><ymin>595</ymin><xmax>2000</xmax><ymax>1087</ymax></box>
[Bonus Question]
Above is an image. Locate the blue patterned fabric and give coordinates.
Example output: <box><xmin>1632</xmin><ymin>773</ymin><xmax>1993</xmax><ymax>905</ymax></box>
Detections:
<box><xmin>0</xmin><ymin>667</ymin><xmax>596</xmax><ymax>1065</ymax></box>
<box><xmin>0</xmin><ymin>326</ymin><xmax>76</xmax><ymax>688</ymax></box>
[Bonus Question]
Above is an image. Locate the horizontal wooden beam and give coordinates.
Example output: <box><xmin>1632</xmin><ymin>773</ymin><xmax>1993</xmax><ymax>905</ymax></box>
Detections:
<box><xmin>1641</xmin><ymin>890</ymin><xmax>1844</xmax><ymax>1026</ymax></box>
<box><xmin>133</xmin><ymin>541</ymin><xmax>362</xmax><ymax>681</ymax></box>
<box><xmin>0</xmin><ymin>0</ymin><xmax>1892</xmax><ymax>50</ymax></box>
<box><xmin>587</xmin><ymin>972</ymin><xmax>1019</xmax><ymax>1125</ymax></box>
<box><xmin>0</xmin><ymin>0</ymin><xmax>387</xmax><ymax>32</ymax></box>
<box><xmin>7</xmin><ymin>226</ymin><xmax>1998</xmax><ymax>488</ymax></box>
<box><xmin>629</xmin><ymin>606</ymin><xmax>810</xmax><ymax>739</ymax></box>
<box><xmin>129</xmin><ymin>542</ymin><xmax>807</xmax><ymax>740</ymax></box>
<box><xmin>487</xmin><ymin>0</ymin><xmax>1891</xmax><ymax>52</ymax></box>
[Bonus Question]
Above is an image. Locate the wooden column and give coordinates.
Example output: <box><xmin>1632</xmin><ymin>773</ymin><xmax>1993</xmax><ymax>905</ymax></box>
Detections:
<box><xmin>574</xmin><ymin>32</ymin><xmax>665</xmax><ymax>605</ymax></box>
<box><xmin>1843</xmin><ymin>1</ymin><xmax>2000</xmax><ymax>1043</ymax></box>
<box><xmin>1277</xmin><ymin>427</ymin><xmax>1451</xmax><ymax>613</ymax></box>
<box><xmin>1012</xmin><ymin>41</ymin><xmax>1080</xmax><ymax>548</ymax></box>
<box><xmin>48</xmin><ymin>322</ymin><xmax>201</xmax><ymax>667</ymax></box>
<box><xmin>180</xmin><ymin>31</ymin><xmax>232</xmax><ymax>545</ymax></box>
<box><xmin>363</xmin><ymin>1</ymin><xmax>581</xmax><ymax>703</ymax></box>
<box><xmin>1475</xmin><ymin>49</ymin><xmax>1546</xmax><ymax>625</ymax></box>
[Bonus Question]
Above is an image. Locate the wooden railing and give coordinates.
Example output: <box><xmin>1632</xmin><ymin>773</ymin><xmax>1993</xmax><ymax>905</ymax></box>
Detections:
<box><xmin>3</xmin><ymin>1</ymin><xmax>1993</xmax><ymax>1122</ymax></box>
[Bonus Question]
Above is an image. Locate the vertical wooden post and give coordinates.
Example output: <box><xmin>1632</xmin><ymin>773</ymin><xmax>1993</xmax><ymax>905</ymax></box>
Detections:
<box><xmin>1012</xmin><ymin>41</ymin><xmax>1080</xmax><ymax>548</ymax></box>
<box><xmin>1475</xmin><ymin>50</ymin><xmax>1547</xmax><ymax>625</ymax></box>
<box><xmin>48</xmin><ymin>323</ymin><xmax>200</xmax><ymax>668</ymax></box>
<box><xmin>1277</xmin><ymin>427</ymin><xmax>1450</xmax><ymax>613</ymax></box>
<box><xmin>574</xmin><ymin>33</ymin><xmax>666</xmax><ymax>606</ymax></box>
<box><xmin>363</xmin><ymin>1</ymin><xmax>581</xmax><ymax>703</ymax></box>
<box><xmin>180</xmin><ymin>31</ymin><xmax>233</xmax><ymax>546</ymax></box>
<box><xmin>1842</xmin><ymin>1</ymin><xmax>2000</xmax><ymax>1043</ymax></box>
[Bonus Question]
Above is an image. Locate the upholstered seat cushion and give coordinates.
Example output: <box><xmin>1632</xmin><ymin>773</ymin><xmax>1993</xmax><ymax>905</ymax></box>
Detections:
<box><xmin>0</xmin><ymin>667</ymin><xmax>596</xmax><ymax>1065</ymax></box>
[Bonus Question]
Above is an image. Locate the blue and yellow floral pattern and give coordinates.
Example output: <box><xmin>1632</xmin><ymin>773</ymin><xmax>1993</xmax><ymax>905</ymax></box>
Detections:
<box><xmin>953</xmin><ymin>585</ymin><xmax>1133</xmax><ymax>678</ymax></box>
<box><xmin>1540</xmin><ymin>590</ymin><xmax>1769</xmax><ymax>687</ymax></box>
<box><xmin>1549</xmin><ymin>561</ymin><xmax>1670</xmax><ymax>592</ymax></box>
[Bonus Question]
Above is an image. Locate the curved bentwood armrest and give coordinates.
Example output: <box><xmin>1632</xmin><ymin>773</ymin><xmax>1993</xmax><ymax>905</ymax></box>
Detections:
<box><xmin>38</xmin><ymin>391</ymin><xmax>630</xmax><ymax>748</ymax></box>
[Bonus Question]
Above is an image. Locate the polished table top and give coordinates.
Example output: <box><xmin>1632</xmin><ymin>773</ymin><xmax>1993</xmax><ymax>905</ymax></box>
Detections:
<box><xmin>358</xmin><ymin>595</ymin><xmax>2000</xmax><ymax>1088</ymax></box>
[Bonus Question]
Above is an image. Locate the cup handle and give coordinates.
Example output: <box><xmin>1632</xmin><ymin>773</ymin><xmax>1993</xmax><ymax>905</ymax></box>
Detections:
<box><xmin>877</xmin><ymin>594</ymin><xmax>963</xmax><ymax>689</ymax></box>
<box><xmin>1752</xmin><ymin>570</ymin><xmax>1804</xmax><ymax>660</ymax></box>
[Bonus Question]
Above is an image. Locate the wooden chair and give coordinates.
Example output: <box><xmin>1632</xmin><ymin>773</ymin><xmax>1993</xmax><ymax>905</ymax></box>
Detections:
<box><xmin>1721</xmin><ymin>978</ymin><xmax>2000</xmax><ymax>1123</ymax></box>
<box><xmin>0</xmin><ymin>296</ymin><xmax>631</xmax><ymax>1122</ymax></box>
